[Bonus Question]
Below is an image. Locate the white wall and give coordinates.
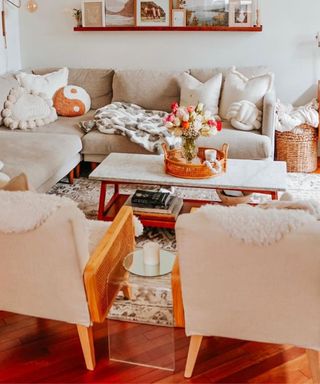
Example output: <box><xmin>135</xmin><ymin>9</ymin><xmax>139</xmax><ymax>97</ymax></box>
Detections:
<box><xmin>19</xmin><ymin>0</ymin><xmax>320</xmax><ymax>105</ymax></box>
<box><xmin>0</xmin><ymin>0</ymin><xmax>21</xmax><ymax>74</ymax></box>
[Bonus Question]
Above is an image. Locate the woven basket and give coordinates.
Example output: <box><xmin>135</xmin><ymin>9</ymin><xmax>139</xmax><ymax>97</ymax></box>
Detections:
<box><xmin>275</xmin><ymin>125</ymin><xmax>318</xmax><ymax>173</ymax></box>
<box><xmin>162</xmin><ymin>143</ymin><xmax>229</xmax><ymax>179</ymax></box>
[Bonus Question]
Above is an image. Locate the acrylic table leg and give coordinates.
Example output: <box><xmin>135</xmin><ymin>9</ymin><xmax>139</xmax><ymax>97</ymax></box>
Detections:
<box><xmin>98</xmin><ymin>181</ymin><xmax>107</xmax><ymax>220</ymax></box>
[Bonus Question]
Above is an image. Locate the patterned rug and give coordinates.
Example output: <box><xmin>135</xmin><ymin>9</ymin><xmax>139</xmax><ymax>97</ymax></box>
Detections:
<box><xmin>50</xmin><ymin>172</ymin><xmax>320</xmax><ymax>326</ymax></box>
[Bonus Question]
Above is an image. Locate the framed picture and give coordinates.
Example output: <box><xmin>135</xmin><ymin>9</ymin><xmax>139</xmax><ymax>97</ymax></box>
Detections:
<box><xmin>105</xmin><ymin>0</ymin><xmax>135</xmax><ymax>26</ymax></box>
<box><xmin>82</xmin><ymin>0</ymin><xmax>105</xmax><ymax>27</ymax></box>
<box><xmin>181</xmin><ymin>0</ymin><xmax>228</xmax><ymax>27</ymax></box>
<box><xmin>229</xmin><ymin>0</ymin><xmax>253</xmax><ymax>27</ymax></box>
<box><xmin>172</xmin><ymin>9</ymin><xmax>186</xmax><ymax>27</ymax></box>
<box><xmin>136</xmin><ymin>0</ymin><xmax>171</xmax><ymax>27</ymax></box>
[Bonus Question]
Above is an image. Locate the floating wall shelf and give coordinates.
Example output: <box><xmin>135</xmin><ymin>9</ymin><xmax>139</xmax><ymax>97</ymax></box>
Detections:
<box><xmin>74</xmin><ymin>26</ymin><xmax>263</xmax><ymax>32</ymax></box>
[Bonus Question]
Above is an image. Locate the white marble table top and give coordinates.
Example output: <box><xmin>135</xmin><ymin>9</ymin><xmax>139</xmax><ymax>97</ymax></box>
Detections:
<box><xmin>89</xmin><ymin>153</ymin><xmax>287</xmax><ymax>192</ymax></box>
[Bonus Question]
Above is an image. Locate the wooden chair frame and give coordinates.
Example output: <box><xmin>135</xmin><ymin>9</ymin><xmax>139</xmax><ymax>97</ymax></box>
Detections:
<box><xmin>78</xmin><ymin>206</ymin><xmax>135</xmax><ymax>370</ymax></box>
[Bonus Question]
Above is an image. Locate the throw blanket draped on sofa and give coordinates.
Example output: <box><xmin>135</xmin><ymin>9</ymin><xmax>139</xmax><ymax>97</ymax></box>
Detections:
<box><xmin>81</xmin><ymin>102</ymin><xmax>180</xmax><ymax>153</ymax></box>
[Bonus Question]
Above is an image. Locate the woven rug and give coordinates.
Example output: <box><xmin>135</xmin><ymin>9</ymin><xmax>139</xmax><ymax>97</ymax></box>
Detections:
<box><xmin>50</xmin><ymin>172</ymin><xmax>320</xmax><ymax>326</ymax></box>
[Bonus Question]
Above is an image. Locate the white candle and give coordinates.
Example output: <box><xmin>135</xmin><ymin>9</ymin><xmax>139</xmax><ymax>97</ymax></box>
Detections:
<box><xmin>205</xmin><ymin>149</ymin><xmax>217</xmax><ymax>162</ymax></box>
<box><xmin>144</xmin><ymin>264</ymin><xmax>160</xmax><ymax>276</ymax></box>
<box><xmin>143</xmin><ymin>242</ymin><xmax>160</xmax><ymax>266</ymax></box>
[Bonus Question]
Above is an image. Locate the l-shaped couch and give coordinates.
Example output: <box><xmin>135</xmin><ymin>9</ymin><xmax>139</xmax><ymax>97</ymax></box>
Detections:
<box><xmin>0</xmin><ymin>66</ymin><xmax>276</xmax><ymax>192</ymax></box>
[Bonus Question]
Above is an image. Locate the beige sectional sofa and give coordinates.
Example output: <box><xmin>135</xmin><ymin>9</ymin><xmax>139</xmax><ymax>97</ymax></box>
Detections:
<box><xmin>0</xmin><ymin>66</ymin><xmax>276</xmax><ymax>192</ymax></box>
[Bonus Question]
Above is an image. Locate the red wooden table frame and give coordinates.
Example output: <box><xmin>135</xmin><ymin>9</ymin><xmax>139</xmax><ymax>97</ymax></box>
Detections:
<box><xmin>97</xmin><ymin>180</ymin><xmax>279</xmax><ymax>229</ymax></box>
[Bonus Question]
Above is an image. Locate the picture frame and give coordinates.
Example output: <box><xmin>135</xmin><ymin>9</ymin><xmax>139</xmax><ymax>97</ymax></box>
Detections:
<box><xmin>136</xmin><ymin>0</ymin><xmax>171</xmax><ymax>27</ymax></box>
<box><xmin>172</xmin><ymin>9</ymin><xmax>186</xmax><ymax>27</ymax></box>
<box><xmin>228</xmin><ymin>0</ymin><xmax>253</xmax><ymax>27</ymax></box>
<box><xmin>82</xmin><ymin>0</ymin><xmax>105</xmax><ymax>27</ymax></box>
<box><xmin>181</xmin><ymin>0</ymin><xmax>229</xmax><ymax>27</ymax></box>
<box><xmin>105</xmin><ymin>0</ymin><xmax>135</xmax><ymax>26</ymax></box>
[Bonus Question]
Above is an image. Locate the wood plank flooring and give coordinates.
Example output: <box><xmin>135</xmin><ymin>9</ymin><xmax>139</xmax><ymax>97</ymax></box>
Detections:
<box><xmin>0</xmin><ymin>311</ymin><xmax>315</xmax><ymax>383</ymax></box>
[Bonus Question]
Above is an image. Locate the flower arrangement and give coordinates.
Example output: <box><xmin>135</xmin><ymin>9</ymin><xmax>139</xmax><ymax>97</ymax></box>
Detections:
<box><xmin>164</xmin><ymin>102</ymin><xmax>221</xmax><ymax>162</ymax></box>
<box><xmin>73</xmin><ymin>8</ymin><xmax>82</xmax><ymax>27</ymax></box>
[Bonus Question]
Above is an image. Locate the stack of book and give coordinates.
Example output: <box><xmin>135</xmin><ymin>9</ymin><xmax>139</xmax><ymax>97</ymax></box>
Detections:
<box><xmin>125</xmin><ymin>190</ymin><xmax>183</xmax><ymax>219</ymax></box>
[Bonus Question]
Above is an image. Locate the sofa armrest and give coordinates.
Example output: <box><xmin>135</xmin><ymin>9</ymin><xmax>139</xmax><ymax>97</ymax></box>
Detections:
<box><xmin>318</xmin><ymin>81</ymin><xmax>320</xmax><ymax>138</ymax></box>
<box><xmin>262</xmin><ymin>89</ymin><xmax>277</xmax><ymax>158</ymax></box>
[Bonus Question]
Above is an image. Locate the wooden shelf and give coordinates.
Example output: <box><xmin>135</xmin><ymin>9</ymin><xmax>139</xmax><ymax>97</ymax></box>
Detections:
<box><xmin>74</xmin><ymin>25</ymin><xmax>263</xmax><ymax>32</ymax></box>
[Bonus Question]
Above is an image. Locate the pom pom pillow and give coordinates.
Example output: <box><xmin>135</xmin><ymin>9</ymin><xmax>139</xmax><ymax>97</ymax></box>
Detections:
<box><xmin>53</xmin><ymin>85</ymin><xmax>91</xmax><ymax>117</ymax></box>
<box><xmin>179</xmin><ymin>72</ymin><xmax>222</xmax><ymax>115</ymax></box>
<box><xmin>1</xmin><ymin>87</ymin><xmax>57</xmax><ymax>130</ymax></box>
<box><xmin>220</xmin><ymin>67</ymin><xmax>274</xmax><ymax>120</ymax></box>
<box><xmin>16</xmin><ymin>67</ymin><xmax>69</xmax><ymax>99</ymax></box>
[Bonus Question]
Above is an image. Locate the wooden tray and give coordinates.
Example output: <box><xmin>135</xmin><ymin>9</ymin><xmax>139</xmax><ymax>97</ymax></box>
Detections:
<box><xmin>162</xmin><ymin>143</ymin><xmax>229</xmax><ymax>179</ymax></box>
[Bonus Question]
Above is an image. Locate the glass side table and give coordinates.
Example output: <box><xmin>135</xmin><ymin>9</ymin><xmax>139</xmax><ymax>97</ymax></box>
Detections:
<box><xmin>107</xmin><ymin>248</ymin><xmax>176</xmax><ymax>371</ymax></box>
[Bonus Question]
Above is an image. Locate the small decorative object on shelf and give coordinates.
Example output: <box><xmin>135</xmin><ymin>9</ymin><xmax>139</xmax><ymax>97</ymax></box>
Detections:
<box><xmin>73</xmin><ymin>8</ymin><xmax>82</xmax><ymax>27</ymax></box>
<box><xmin>82</xmin><ymin>0</ymin><xmax>105</xmax><ymax>27</ymax></box>
<box><xmin>255</xmin><ymin>0</ymin><xmax>261</xmax><ymax>27</ymax></box>
<box><xmin>165</xmin><ymin>102</ymin><xmax>222</xmax><ymax>163</ymax></box>
<box><xmin>136</xmin><ymin>0</ymin><xmax>171</xmax><ymax>27</ymax></box>
<box><xmin>229</xmin><ymin>0</ymin><xmax>253</xmax><ymax>28</ymax></box>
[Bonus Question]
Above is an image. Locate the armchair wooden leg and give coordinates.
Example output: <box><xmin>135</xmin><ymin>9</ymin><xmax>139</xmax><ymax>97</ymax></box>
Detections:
<box><xmin>77</xmin><ymin>325</ymin><xmax>96</xmax><ymax>371</ymax></box>
<box><xmin>75</xmin><ymin>163</ymin><xmax>81</xmax><ymax>178</ymax></box>
<box><xmin>122</xmin><ymin>284</ymin><xmax>132</xmax><ymax>300</ymax></box>
<box><xmin>68</xmin><ymin>169</ymin><xmax>74</xmax><ymax>185</ymax></box>
<box><xmin>307</xmin><ymin>349</ymin><xmax>320</xmax><ymax>384</ymax></box>
<box><xmin>184</xmin><ymin>335</ymin><xmax>203</xmax><ymax>378</ymax></box>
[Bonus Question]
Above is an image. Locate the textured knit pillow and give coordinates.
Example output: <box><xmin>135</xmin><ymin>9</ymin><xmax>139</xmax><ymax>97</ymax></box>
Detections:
<box><xmin>226</xmin><ymin>100</ymin><xmax>262</xmax><ymax>131</ymax></box>
<box><xmin>53</xmin><ymin>85</ymin><xmax>91</xmax><ymax>117</ymax></box>
<box><xmin>1</xmin><ymin>87</ymin><xmax>57</xmax><ymax>130</ymax></box>
<box><xmin>179</xmin><ymin>72</ymin><xmax>222</xmax><ymax>115</ymax></box>
<box><xmin>16</xmin><ymin>67</ymin><xmax>69</xmax><ymax>99</ymax></box>
<box><xmin>220</xmin><ymin>67</ymin><xmax>274</xmax><ymax>120</ymax></box>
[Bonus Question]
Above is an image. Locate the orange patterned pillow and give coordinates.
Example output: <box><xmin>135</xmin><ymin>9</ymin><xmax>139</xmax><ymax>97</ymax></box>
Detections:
<box><xmin>53</xmin><ymin>85</ymin><xmax>91</xmax><ymax>117</ymax></box>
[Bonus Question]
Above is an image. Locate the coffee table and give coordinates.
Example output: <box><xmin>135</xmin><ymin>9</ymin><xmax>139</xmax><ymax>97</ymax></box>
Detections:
<box><xmin>89</xmin><ymin>153</ymin><xmax>287</xmax><ymax>228</ymax></box>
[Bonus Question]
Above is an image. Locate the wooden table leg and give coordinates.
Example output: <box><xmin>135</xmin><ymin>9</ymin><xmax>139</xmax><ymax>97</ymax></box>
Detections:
<box><xmin>172</xmin><ymin>257</ymin><xmax>185</xmax><ymax>328</ymax></box>
<box><xmin>98</xmin><ymin>181</ymin><xmax>107</xmax><ymax>221</ymax></box>
<box><xmin>271</xmin><ymin>191</ymin><xmax>279</xmax><ymax>200</ymax></box>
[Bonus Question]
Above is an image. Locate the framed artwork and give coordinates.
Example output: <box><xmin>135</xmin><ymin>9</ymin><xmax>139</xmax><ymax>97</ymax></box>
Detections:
<box><xmin>172</xmin><ymin>9</ymin><xmax>186</xmax><ymax>27</ymax></box>
<box><xmin>136</xmin><ymin>0</ymin><xmax>171</xmax><ymax>27</ymax></box>
<box><xmin>82</xmin><ymin>0</ymin><xmax>105</xmax><ymax>27</ymax></box>
<box><xmin>229</xmin><ymin>0</ymin><xmax>253</xmax><ymax>27</ymax></box>
<box><xmin>105</xmin><ymin>0</ymin><xmax>135</xmax><ymax>26</ymax></box>
<box><xmin>180</xmin><ymin>0</ymin><xmax>228</xmax><ymax>27</ymax></box>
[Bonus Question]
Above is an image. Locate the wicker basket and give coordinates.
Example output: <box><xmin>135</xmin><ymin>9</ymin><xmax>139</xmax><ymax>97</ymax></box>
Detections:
<box><xmin>162</xmin><ymin>143</ymin><xmax>229</xmax><ymax>179</ymax></box>
<box><xmin>275</xmin><ymin>125</ymin><xmax>318</xmax><ymax>173</ymax></box>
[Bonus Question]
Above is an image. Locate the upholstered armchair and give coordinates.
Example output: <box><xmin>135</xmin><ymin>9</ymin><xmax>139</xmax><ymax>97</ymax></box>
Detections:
<box><xmin>175</xmin><ymin>205</ymin><xmax>320</xmax><ymax>382</ymax></box>
<box><xmin>0</xmin><ymin>192</ymin><xmax>135</xmax><ymax>371</ymax></box>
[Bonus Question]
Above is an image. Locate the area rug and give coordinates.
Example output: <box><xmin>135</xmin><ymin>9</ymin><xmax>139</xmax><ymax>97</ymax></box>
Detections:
<box><xmin>49</xmin><ymin>172</ymin><xmax>320</xmax><ymax>326</ymax></box>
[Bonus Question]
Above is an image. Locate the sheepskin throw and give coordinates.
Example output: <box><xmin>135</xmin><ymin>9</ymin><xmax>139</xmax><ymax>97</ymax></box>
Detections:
<box><xmin>80</xmin><ymin>102</ymin><xmax>180</xmax><ymax>153</ymax></box>
<box><xmin>198</xmin><ymin>204</ymin><xmax>317</xmax><ymax>246</ymax></box>
<box><xmin>0</xmin><ymin>191</ymin><xmax>83</xmax><ymax>234</ymax></box>
<box><xmin>1</xmin><ymin>87</ymin><xmax>57</xmax><ymax>130</ymax></box>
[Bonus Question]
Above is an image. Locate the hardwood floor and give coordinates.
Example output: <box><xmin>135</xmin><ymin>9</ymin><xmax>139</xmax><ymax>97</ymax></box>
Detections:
<box><xmin>0</xmin><ymin>311</ymin><xmax>315</xmax><ymax>383</ymax></box>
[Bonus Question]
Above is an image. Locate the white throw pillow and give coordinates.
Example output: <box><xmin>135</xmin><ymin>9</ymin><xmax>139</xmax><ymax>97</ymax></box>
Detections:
<box><xmin>0</xmin><ymin>172</ymin><xmax>10</xmax><ymax>188</ymax></box>
<box><xmin>179</xmin><ymin>72</ymin><xmax>222</xmax><ymax>115</ymax></box>
<box><xmin>226</xmin><ymin>100</ymin><xmax>262</xmax><ymax>131</ymax></box>
<box><xmin>16</xmin><ymin>67</ymin><xmax>69</xmax><ymax>99</ymax></box>
<box><xmin>220</xmin><ymin>67</ymin><xmax>274</xmax><ymax>120</ymax></box>
<box><xmin>1</xmin><ymin>87</ymin><xmax>57</xmax><ymax>130</ymax></box>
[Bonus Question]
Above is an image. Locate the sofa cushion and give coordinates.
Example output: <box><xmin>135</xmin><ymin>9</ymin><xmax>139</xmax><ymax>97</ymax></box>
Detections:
<box><xmin>220</xmin><ymin>68</ymin><xmax>274</xmax><ymax>120</ymax></box>
<box><xmin>0</xmin><ymin>131</ymin><xmax>82</xmax><ymax>190</ymax></box>
<box><xmin>197</xmin><ymin>121</ymin><xmax>272</xmax><ymax>160</ymax></box>
<box><xmin>0</xmin><ymin>110</ymin><xmax>95</xmax><ymax>138</ymax></box>
<box><xmin>33</xmin><ymin>68</ymin><xmax>114</xmax><ymax>109</ymax></box>
<box><xmin>190</xmin><ymin>66</ymin><xmax>271</xmax><ymax>84</ymax></box>
<box><xmin>82</xmin><ymin>121</ymin><xmax>271</xmax><ymax>160</ymax></box>
<box><xmin>82</xmin><ymin>130</ymin><xmax>150</xmax><ymax>157</ymax></box>
<box><xmin>112</xmin><ymin>69</ymin><xmax>184</xmax><ymax>112</ymax></box>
